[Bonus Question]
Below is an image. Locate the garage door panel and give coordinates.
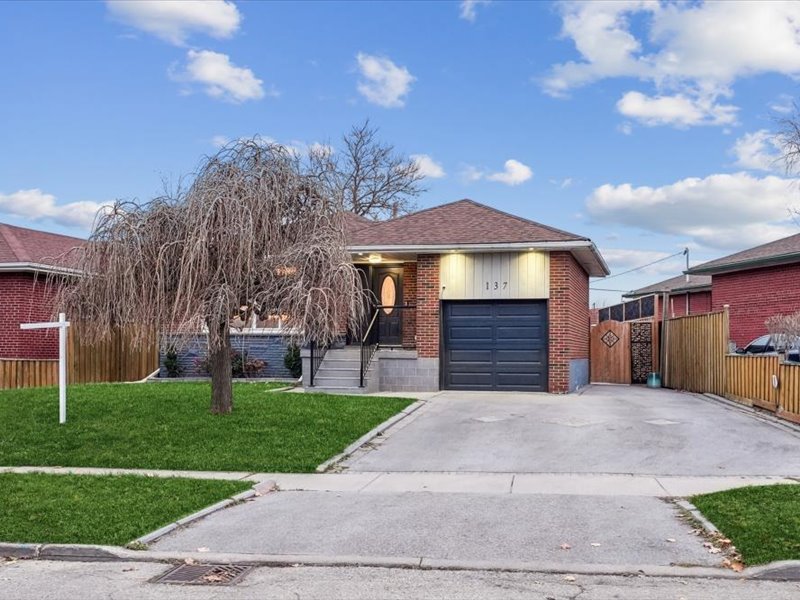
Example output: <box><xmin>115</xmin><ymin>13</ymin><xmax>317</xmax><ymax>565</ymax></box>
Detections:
<box><xmin>447</xmin><ymin>326</ymin><xmax>493</xmax><ymax>341</ymax></box>
<box><xmin>496</xmin><ymin>326</ymin><xmax>544</xmax><ymax>340</ymax></box>
<box><xmin>448</xmin><ymin>303</ymin><xmax>493</xmax><ymax>317</ymax></box>
<box><xmin>449</xmin><ymin>349</ymin><xmax>493</xmax><ymax>363</ymax></box>
<box><xmin>448</xmin><ymin>372</ymin><xmax>494</xmax><ymax>387</ymax></box>
<box><xmin>443</xmin><ymin>300</ymin><xmax>548</xmax><ymax>392</ymax></box>
<box><xmin>495</xmin><ymin>349</ymin><xmax>545</xmax><ymax>364</ymax></box>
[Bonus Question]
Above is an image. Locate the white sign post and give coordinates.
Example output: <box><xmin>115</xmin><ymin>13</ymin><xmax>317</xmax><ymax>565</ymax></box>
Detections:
<box><xmin>20</xmin><ymin>313</ymin><xmax>71</xmax><ymax>424</ymax></box>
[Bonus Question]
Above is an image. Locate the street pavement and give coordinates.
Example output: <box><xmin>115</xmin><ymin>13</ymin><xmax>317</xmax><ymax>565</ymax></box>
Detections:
<box><xmin>2</xmin><ymin>559</ymin><xmax>800</xmax><ymax>599</ymax></box>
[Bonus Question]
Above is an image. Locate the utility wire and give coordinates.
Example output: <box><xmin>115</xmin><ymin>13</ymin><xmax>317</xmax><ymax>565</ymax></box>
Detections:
<box><xmin>594</xmin><ymin>250</ymin><xmax>685</xmax><ymax>282</ymax></box>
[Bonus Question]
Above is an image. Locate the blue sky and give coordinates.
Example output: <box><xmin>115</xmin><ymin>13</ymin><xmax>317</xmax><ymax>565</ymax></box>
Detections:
<box><xmin>1</xmin><ymin>1</ymin><xmax>799</xmax><ymax>306</ymax></box>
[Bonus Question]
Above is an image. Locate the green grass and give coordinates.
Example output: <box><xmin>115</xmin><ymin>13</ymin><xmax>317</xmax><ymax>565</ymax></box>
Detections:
<box><xmin>0</xmin><ymin>383</ymin><xmax>413</xmax><ymax>472</ymax></box>
<box><xmin>0</xmin><ymin>472</ymin><xmax>249</xmax><ymax>545</ymax></box>
<box><xmin>691</xmin><ymin>484</ymin><xmax>800</xmax><ymax>565</ymax></box>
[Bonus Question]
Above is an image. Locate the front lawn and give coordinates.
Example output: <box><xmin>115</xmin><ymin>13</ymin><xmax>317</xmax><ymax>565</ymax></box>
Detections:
<box><xmin>0</xmin><ymin>383</ymin><xmax>413</xmax><ymax>472</ymax></box>
<box><xmin>0</xmin><ymin>472</ymin><xmax>249</xmax><ymax>545</ymax></box>
<box><xmin>691</xmin><ymin>484</ymin><xmax>800</xmax><ymax>565</ymax></box>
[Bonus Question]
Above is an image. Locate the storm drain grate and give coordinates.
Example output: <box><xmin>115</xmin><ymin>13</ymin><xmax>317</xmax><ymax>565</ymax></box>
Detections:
<box><xmin>152</xmin><ymin>563</ymin><xmax>253</xmax><ymax>586</ymax></box>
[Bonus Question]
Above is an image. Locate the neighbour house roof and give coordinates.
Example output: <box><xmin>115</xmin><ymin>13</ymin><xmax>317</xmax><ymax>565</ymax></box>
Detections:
<box><xmin>686</xmin><ymin>232</ymin><xmax>800</xmax><ymax>275</ymax></box>
<box><xmin>0</xmin><ymin>222</ymin><xmax>84</xmax><ymax>274</ymax></box>
<box><xmin>348</xmin><ymin>199</ymin><xmax>609</xmax><ymax>277</ymax></box>
<box><xmin>624</xmin><ymin>274</ymin><xmax>712</xmax><ymax>299</ymax></box>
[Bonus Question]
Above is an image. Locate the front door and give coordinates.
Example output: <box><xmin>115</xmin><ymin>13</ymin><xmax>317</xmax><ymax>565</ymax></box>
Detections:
<box><xmin>372</xmin><ymin>266</ymin><xmax>403</xmax><ymax>346</ymax></box>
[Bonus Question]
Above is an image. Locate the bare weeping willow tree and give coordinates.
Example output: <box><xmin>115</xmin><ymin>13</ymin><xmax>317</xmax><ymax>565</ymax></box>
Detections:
<box><xmin>57</xmin><ymin>139</ymin><xmax>367</xmax><ymax>413</ymax></box>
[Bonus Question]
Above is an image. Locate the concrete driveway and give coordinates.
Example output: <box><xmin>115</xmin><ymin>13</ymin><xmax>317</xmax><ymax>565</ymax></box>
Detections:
<box><xmin>342</xmin><ymin>385</ymin><xmax>800</xmax><ymax>476</ymax></box>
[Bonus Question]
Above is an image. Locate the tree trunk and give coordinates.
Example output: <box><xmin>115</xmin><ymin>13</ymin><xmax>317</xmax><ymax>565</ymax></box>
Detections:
<box><xmin>208</xmin><ymin>321</ymin><xmax>233</xmax><ymax>414</ymax></box>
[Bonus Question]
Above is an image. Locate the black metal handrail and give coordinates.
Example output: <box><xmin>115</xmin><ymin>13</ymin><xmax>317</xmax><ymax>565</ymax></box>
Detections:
<box><xmin>309</xmin><ymin>340</ymin><xmax>327</xmax><ymax>387</ymax></box>
<box><xmin>360</xmin><ymin>309</ymin><xmax>381</xmax><ymax>387</ymax></box>
<box><xmin>359</xmin><ymin>304</ymin><xmax>416</xmax><ymax>387</ymax></box>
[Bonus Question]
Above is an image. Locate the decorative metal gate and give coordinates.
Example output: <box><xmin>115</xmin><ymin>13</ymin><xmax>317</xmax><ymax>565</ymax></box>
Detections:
<box><xmin>630</xmin><ymin>321</ymin><xmax>654</xmax><ymax>384</ymax></box>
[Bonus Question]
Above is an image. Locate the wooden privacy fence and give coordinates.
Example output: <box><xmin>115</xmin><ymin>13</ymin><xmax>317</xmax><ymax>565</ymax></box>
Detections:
<box><xmin>0</xmin><ymin>323</ymin><xmax>159</xmax><ymax>390</ymax></box>
<box><xmin>662</xmin><ymin>307</ymin><xmax>800</xmax><ymax>424</ymax></box>
<box><xmin>662</xmin><ymin>310</ymin><xmax>728</xmax><ymax>396</ymax></box>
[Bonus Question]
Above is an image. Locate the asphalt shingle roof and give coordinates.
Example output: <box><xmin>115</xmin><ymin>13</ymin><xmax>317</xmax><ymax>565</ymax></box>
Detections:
<box><xmin>0</xmin><ymin>222</ymin><xmax>84</xmax><ymax>269</ymax></box>
<box><xmin>687</xmin><ymin>232</ymin><xmax>800</xmax><ymax>275</ymax></box>
<box><xmin>348</xmin><ymin>199</ymin><xmax>588</xmax><ymax>247</ymax></box>
<box><xmin>625</xmin><ymin>274</ymin><xmax>712</xmax><ymax>298</ymax></box>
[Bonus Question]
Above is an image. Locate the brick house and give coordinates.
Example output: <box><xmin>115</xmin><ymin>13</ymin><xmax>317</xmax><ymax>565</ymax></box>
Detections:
<box><xmin>0</xmin><ymin>223</ymin><xmax>83</xmax><ymax>359</ymax></box>
<box><xmin>624</xmin><ymin>274</ymin><xmax>712</xmax><ymax>319</ymax></box>
<box><xmin>687</xmin><ymin>232</ymin><xmax>800</xmax><ymax>347</ymax></box>
<box><xmin>308</xmin><ymin>199</ymin><xmax>608</xmax><ymax>394</ymax></box>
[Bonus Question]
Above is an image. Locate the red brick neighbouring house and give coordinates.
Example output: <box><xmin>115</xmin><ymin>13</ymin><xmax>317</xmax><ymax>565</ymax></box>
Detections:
<box><xmin>624</xmin><ymin>274</ymin><xmax>712</xmax><ymax>319</ymax></box>
<box><xmin>328</xmin><ymin>199</ymin><xmax>609</xmax><ymax>393</ymax></box>
<box><xmin>0</xmin><ymin>223</ymin><xmax>83</xmax><ymax>359</ymax></box>
<box><xmin>687</xmin><ymin>232</ymin><xmax>800</xmax><ymax>347</ymax></box>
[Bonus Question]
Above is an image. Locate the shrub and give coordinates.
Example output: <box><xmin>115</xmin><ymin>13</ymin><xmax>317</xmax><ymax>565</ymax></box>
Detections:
<box><xmin>163</xmin><ymin>345</ymin><xmax>182</xmax><ymax>378</ymax></box>
<box><xmin>284</xmin><ymin>344</ymin><xmax>302</xmax><ymax>378</ymax></box>
<box><xmin>194</xmin><ymin>349</ymin><xmax>266</xmax><ymax>378</ymax></box>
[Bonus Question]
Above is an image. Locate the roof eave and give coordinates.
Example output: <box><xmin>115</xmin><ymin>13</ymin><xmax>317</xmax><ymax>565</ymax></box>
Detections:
<box><xmin>348</xmin><ymin>240</ymin><xmax>610</xmax><ymax>277</ymax></box>
<box><xmin>686</xmin><ymin>252</ymin><xmax>800</xmax><ymax>276</ymax></box>
<box><xmin>0</xmin><ymin>262</ymin><xmax>83</xmax><ymax>277</ymax></box>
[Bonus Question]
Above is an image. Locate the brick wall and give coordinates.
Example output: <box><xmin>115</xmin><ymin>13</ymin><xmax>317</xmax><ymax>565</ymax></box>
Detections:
<box><xmin>0</xmin><ymin>273</ymin><xmax>59</xmax><ymax>359</ymax></box>
<box><xmin>712</xmin><ymin>263</ymin><xmax>800</xmax><ymax>347</ymax></box>
<box><xmin>160</xmin><ymin>333</ymin><xmax>294</xmax><ymax>378</ymax></box>
<box><xmin>665</xmin><ymin>291</ymin><xmax>712</xmax><ymax>318</ymax></box>
<box><xmin>402</xmin><ymin>262</ymin><xmax>417</xmax><ymax>348</ymax></box>
<box><xmin>548</xmin><ymin>252</ymin><xmax>589</xmax><ymax>393</ymax></box>
<box><xmin>416</xmin><ymin>254</ymin><xmax>440</xmax><ymax>358</ymax></box>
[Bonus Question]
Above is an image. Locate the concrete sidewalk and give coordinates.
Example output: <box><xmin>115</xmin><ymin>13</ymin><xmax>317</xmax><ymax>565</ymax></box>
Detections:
<box><xmin>152</xmin><ymin>490</ymin><xmax>720</xmax><ymax>568</ymax></box>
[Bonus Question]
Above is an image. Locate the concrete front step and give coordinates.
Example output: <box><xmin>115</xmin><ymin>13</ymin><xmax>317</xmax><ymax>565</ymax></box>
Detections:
<box><xmin>312</xmin><ymin>376</ymin><xmax>361</xmax><ymax>387</ymax></box>
<box><xmin>306</xmin><ymin>386</ymin><xmax>367</xmax><ymax>394</ymax></box>
<box><xmin>320</xmin><ymin>360</ymin><xmax>361</xmax><ymax>369</ymax></box>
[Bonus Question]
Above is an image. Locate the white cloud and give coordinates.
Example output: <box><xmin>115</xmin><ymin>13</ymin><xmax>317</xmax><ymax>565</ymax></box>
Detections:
<box><xmin>411</xmin><ymin>154</ymin><xmax>446</xmax><ymax>178</ymax></box>
<box><xmin>0</xmin><ymin>189</ymin><xmax>109</xmax><ymax>230</ymax></box>
<box><xmin>211</xmin><ymin>135</ymin><xmax>230</xmax><ymax>148</ymax></box>
<box><xmin>731</xmin><ymin>130</ymin><xmax>783</xmax><ymax>172</ymax></box>
<box><xmin>544</xmin><ymin>2</ymin><xmax>800</xmax><ymax>127</ymax></box>
<box><xmin>617</xmin><ymin>122</ymin><xmax>633</xmax><ymax>135</ymax></box>
<box><xmin>586</xmin><ymin>172</ymin><xmax>800</xmax><ymax>250</ymax></box>
<box><xmin>600</xmin><ymin>248</ymin><xmax>685</xmax><ymax>277</ymax></box>
<box><xmin>486</xmin><ymin>159</ymin><xmax>533</xmax><ymax>186</ymax></box>
<box><xmin>356</xmin><ymin>53</ymin><xmax>415</xmax><ymax>108</ymax></box>
<box><xmin>459</xmin><ymin>0</ymin><xmax>490</xmax><ymax>22</ymax></box>
<box><xmin>174</xmin><ymin>50</ymin><xmax>268</xmax><ymax>103</ymax></box>
<box><xmin>106</xmin><ymin>0</ymin><xmax>241</xmax><ymax>46</ymax></box>
<box><xmin>616</xmin><ymin>91</ymin><xmax>737</xmax><ymax>127</ymax></box>
<box><xmin>770</xmin><ymin>93</ymin><xmax>795</xmax><ymax>115</ymax></box>
<box><xmin>549</xmin><ymin>177</ymin><xmax>573</xmax><ymax>189</ymax></box>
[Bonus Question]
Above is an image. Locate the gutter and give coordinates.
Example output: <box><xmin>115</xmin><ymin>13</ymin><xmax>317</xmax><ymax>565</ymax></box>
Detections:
<box><xmin>687</xmin><ymin>252</ymin><xmax>800</xmax><ymax>276</ymax></box>
<box><xmin>0</xmin><ymin>262</ymin><xmax>83</xmax><ymax>277</ymax></box>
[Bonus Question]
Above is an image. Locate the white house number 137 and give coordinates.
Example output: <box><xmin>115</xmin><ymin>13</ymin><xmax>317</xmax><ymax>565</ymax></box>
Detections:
<box><xmin>485</xmin><ymin>281</ymin><xmax>508</xmax><ymax>290</ymax></box>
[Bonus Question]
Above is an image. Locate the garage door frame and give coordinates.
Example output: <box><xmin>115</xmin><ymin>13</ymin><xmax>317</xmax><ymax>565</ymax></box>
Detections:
<box><xmin>439</xmin><ymin>299</ymin><xmax>549</xmax><ymax>392</ymax></box>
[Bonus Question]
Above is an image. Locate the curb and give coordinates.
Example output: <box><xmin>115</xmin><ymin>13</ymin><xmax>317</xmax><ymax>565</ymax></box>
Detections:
<box><xmin>133</xmin><ymin>489</ymin><xmax>258</xmax><ymax>546</ymax></box>
<box><xmin>674</xmin><ymin>499</ymin><xmax>719</xmax><ymax>534</ymax></box>
<box><xmin>315</xmin><ymin>399</ymin><xmax>428</xmax><ymax>472</ymax></box>
<box><xmin>5</xmin><ymin>544</ymin><xmax>800</xmax><ymax>580</ymax></box>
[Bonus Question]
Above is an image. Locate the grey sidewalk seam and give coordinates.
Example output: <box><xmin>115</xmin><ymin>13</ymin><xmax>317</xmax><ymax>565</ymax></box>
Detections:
<box><xmin>315</xmin><ymin>399</ymin><xmax>428</xmax><ymax>472</ymax></box>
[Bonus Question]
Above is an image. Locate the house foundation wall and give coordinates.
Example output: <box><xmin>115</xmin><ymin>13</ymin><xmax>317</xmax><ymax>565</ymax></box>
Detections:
<box><xmin>378</xmin><ymin>351</ymin><xmax>439</xmax><ymax>392</ymax></box>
